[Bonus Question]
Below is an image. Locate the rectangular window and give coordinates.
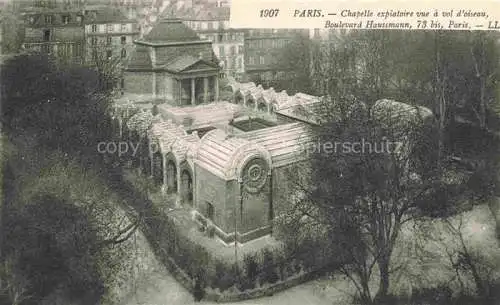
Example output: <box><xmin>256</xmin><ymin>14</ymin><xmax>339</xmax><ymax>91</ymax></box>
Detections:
<box><xmin>218</xmin><ymin>46</ymin><xmax>225</xmax><ymax>57</ymax></box>
<box><xmin>259</xmin><ymin>56</ymin><xmax>265</xmax><ymax>65</ymax></box>
<box><xmin>106</xmin><ymin>50</ymin><xmax>112</xmax><ymax>59</ymax></box>
<box><xmin>249</xmin><ymin>56</ymin><xmax>255</xmax><ymax>65</ymax></box>
<box><xmin>218</xmin><ymin>34</ymin><xmax>223</xmax><ymax>42</ymax></box>
<box><xmin>44</xmin><ymin>15</ymin><xmax>53</xmax><ymax>24</ymax></box>
<box><xmin>107</xmin><ymin>24</ymin><xmax>113</xmax><ymax>32</ymax></box>
<box><xmin>121</xmin><ymin>48</ymin><xmax>127</xmax><ymax>58</ymax></box>
<box><xmin>196</xmin><ymin>22</ymin><xmax>201</xmax><ymax>30</ymax></box>
<box><xmin>207</xmin><ymin>22</ymin><xmax>213</xmax><ymax>30</ymax></box>
<box><xmin>238</xmin><ymin>45</ymin><xmax>243</xmax><ymax>54</ymax></box>
<box><xmin>62</xmin><ymin>15</ymin><xmax>70</xmax><ymax>24</ymax></box>
<box><xmin>91</xmin><ymin>37</ymin><xmax>97</xmax><ymax>45</ymax></box>
<box><xmin>121</xmin><ymin>36</ymin><xmax>126</xmax><ymax>44</ymax></box>
<box><xmin>43</xmin><ymin>29</ymin><xmax>51</xmax><ymax>41</ymax></box>
<box><xmin>91</xmin><ymin>24</ymin><xmax>97</xmax><ymax>32</ymax></box>
<box><xmin>121</xmin><ymin>23</ymin><xmax>127</xmax><ymax>32</ymax></box>
<box><xmin>230</xmin><ymin>46</ymin><xmax>235</xmax><ymax>55</ymax></box>
<box><xmin>106</xmin><ymin>36</ymin><xmax>112</xmax><ymax>45</ymax></box>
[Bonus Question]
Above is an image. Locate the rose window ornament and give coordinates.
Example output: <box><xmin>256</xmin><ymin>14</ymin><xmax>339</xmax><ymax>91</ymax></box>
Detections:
<box><xmin>242</xmin><ymin>158</ymin><xmax>269</xmax><ymax>193</ymax></box>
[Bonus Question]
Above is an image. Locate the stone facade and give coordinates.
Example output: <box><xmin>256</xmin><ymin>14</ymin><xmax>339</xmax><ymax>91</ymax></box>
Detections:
<box><xmin>123</xmin><ymin>19</ymin><xmax>220</xmax><ymax>104</ymax></box>
<box><xmin>84</xmin><ymin>6</ymin><xmax>139</xmax><ymax>69</ymax></box>
<box><xmin>21</xmin><ymin>7</ymin><xmax>85</xmax><ymax>64</ymax></box>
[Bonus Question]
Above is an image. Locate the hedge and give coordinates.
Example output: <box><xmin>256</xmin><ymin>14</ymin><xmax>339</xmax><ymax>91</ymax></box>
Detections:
<box><xmin>125</xmin><ymin>177</ymin><xmax>348</xmax><ymax>299</ymax></box>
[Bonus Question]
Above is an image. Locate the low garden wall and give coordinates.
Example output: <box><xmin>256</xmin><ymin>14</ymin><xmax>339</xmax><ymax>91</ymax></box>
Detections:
<box><xmin>124</xmin><ymin>175</ymin><xmax>347</xmax><ymax>302</ymax></box>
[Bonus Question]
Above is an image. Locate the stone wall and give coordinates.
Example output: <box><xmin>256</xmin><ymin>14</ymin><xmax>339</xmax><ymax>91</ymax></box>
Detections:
<box><xmin>194</xmin><ymin>164</ymin><xmax>231</xmax><ymax>232</ymax></box>
<box><xmin>124</xmin><ymin>71</ymin><xmax>154</xmax><ymax>95</ymax></box>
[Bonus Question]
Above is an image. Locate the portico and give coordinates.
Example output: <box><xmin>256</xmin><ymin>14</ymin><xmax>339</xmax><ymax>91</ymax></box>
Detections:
<box><xmin>123</xmin><ymin>19</ymin><xmax>221</xmax><ymax>106</ymax></box>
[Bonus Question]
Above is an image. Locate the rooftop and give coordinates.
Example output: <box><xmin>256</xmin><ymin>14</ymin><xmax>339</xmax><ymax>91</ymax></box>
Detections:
<box><xmin>140</xmin><ymin>19</ymin><xmax>201</xmax><ymax>43</ymax></box>
<box><xmin>84</xmin><ymin>5</ymin><xmax>131</xmax><ymax>24</ymax></box>
<box><xmin>195</xmin><ymin>121</ymin><xmax>314</xmax><ymax>180</ymax></box>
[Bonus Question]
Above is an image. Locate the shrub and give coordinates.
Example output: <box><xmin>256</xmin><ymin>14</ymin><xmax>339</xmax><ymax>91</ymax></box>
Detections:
<box><xmin>242</xmin><ymin>254</ymin><xmax>259</xmax><ymax>290</ymax></box>
<box><xmin>260</xmin><ymin>248</ymin><xmax>279</xmax><ymax>285</ymax></box>
<box><xmin>213</xmin><ymin>262</ymin><xmax>239</xmax><ymax>292</ymax></box>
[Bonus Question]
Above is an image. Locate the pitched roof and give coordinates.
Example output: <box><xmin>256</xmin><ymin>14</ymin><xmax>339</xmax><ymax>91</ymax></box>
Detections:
<box><xmin>84</xmin><ymin>6</ymin><xmax>130</xmax><ymax>24</ymax></box>
<box><xmin>163</xmin><ymin>55</ymin><xmax>218</xmax><ymax>72</ymax></box>
<box><xmin>141</xmin><ymin>19</ymin><xmax>201</xmax><ymax>43</ymax></box>
<box><xmin>164</xmin><ymin>55</ymin><xmax>199</xmax><ymax>72</ymax></box>
<box><xmin>126</xmin><ymin>45</ymin><xmax>152</xmax><ymax>69</ymax></box>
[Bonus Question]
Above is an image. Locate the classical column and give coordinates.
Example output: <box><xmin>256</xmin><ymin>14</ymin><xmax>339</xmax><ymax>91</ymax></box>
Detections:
<box><xmin>215</xmin><ymin>76</ymin><xmax>219</xmax><ymax>102</ymax></box>
<box><xmin>203</xmin><ymin>77</ymin><xmax>209</xmax><ymax>103</ymax></box>
<box><xmin>179</xmin><ymin>79</ymin><xmax>182</xmax><ymax>106</ymax></box>
<box><xmin>191</xmin><ymin>78</ymin><xmax>196</xmax><ymax>105</ymax></box>
<box><xmin>152</xmin><ymin>72</ymin><xmax>156</xmax><ymax>97</ymax></box>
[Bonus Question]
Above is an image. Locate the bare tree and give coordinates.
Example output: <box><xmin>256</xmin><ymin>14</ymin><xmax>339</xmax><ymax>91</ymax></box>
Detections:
<box><xmin>440</xmin><ymin>214</ymin><xmax>498</xmax><ymax>304</ymax></box>
<box><xmin>283</xmin><ymin>95</ymin><xmax>439</xmax><ymax>304</ymax></box>
<box><xmin>86</xmin><ymin>43</ymin><xmax>124</xmax><ymax>92</ymax></box>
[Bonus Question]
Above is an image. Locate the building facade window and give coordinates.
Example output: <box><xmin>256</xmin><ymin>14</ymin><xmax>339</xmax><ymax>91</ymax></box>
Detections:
<box><xmin>238</xmin><ymin>45</ymin><xmax>243</xmax><ymax>54</ymax></box>
<box><xmin>259</xmin><ymin>56</ymin><xmax>265</xmax><ymax>65</ymax></box>
<box><xmin>62</xmin><ymin>15</ymin><xmax>70</xmax><ymax>24</ymax></box>
<box><xmin>121</xmin><ymin>48</ymin><xmax>126</xmax><ymax>58</ymax></box>
<box><xmin>121</xmin><ymin>36</ymin><xmax>126</xmax><ymax>44</ymax></box>
<box><xmin>107</xmin><ymin>36</ymin><xmax>112</xmax><ymax>45</ymax></box>
<box><xmin>44</xmin><ymin>15</ymin><xmax>53</xmax><ymax>24</ymax></box>
<box><xmin>121</xmin><ymin>23</ymin><xmax>128</xmax><ymax>32</ymax></box>
<box><xmin>106</xmin><ymin>50</ymin><xmax>112</xmax><ymax>59</ymax></box>
<box><xmin>218</xmin><ymin>34</ymin><xmax>223</xmax><ymax>42</ymax></box>
<box><xmin>107</xmin><ymin>24</ymin><xmax>113</xmax><ymax>32</ymax></box>
<box><xmin>91</xmin><ymin>37</ymin><xmax>97</xmax><ymax>45</ymax></box>
<box><xmin>238</xmin><ymin>57</ymin><xmax>243</xmax><ymax>69</ymax></box>
<box><xmin>43</xmin><ymin>29</ymin><xmax>51</xmax><ymax>41</ymax></box>
<box><xmin>249</xmin><ymin>56</ymin><xmax>255</xmax><ymax>65</ymax></box>
<box><xmin>91</xmin><ymin>24</ymin><xmax>97</xmax><ymax>32</ymax></box>
<box><xmin>207</xmin><ymin>22</ymin><xmax>213</xmax><ymax>30</ymax></box>
<box><xmin>219</xmin><ymin>46</ymin><xmax>225</xmax><ymax>57</ymax></box>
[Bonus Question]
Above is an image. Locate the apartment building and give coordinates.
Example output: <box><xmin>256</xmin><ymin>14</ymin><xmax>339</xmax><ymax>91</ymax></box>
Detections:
<box><xmin>244</xmin><ymin>28</ymin><xmax>309</xmax><ymax>84</ymax></box>
<box><xmin>182</xmin><ymin>5</ymin><xmax>245</xmax><ymax>79</ymax></box>
<box><xmin>84</xmin><ymin>5</ymin><xmax>139</xmax><ymax>66</ymax></box>
<box><xmin>21</xmin><ymin>5</ymin><xmax>85</xmax><ymax>64</ymax></box>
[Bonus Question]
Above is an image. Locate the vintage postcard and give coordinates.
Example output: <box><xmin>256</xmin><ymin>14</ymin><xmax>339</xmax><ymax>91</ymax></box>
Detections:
<box><xmin>0</xmin><ymin>0</ymin><xmax>499</xmax><ymax>305</ymax></box>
